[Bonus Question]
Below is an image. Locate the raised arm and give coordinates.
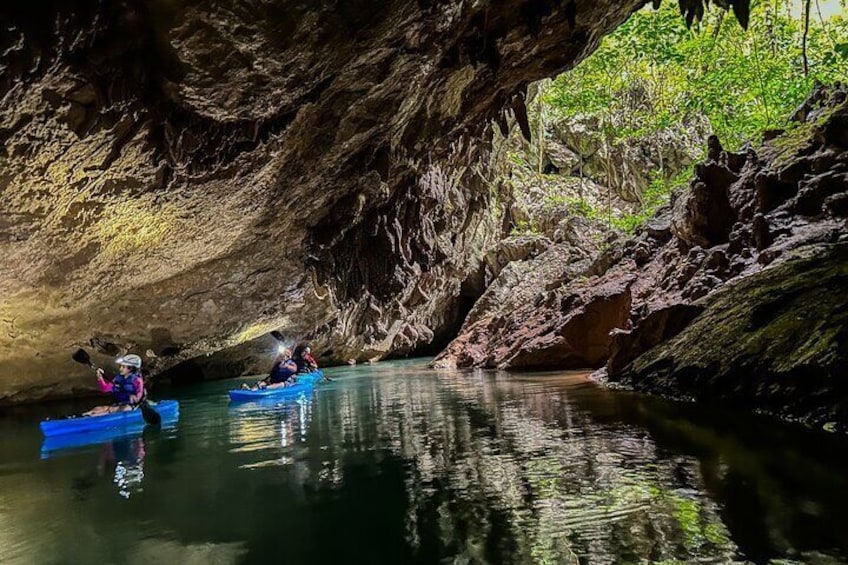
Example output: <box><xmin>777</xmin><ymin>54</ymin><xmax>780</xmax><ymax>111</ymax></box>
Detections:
<box><xmin>96</xmin><ymin>368</ymin><xmax>112</xmax><ymax>393</ymax></box>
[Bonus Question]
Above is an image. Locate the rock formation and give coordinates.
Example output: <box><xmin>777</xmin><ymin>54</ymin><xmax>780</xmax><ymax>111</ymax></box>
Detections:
<box><xmin>436</xmin><ymin>83</ymin><xmax>848</xmax><ymax>428</ymax></box>
<box><xmin>1</xmin><ymin>0</ymin><xmax>652</xmax><ymax>402</ymax></box>
<box><xmin>618</xmin><ymin>242</ymin><xmax>848</xmax><ymax>430</ymax></box>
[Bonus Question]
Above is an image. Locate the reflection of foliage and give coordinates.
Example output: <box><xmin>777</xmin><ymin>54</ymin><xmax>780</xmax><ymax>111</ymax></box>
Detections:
<box><xmin>309</xmin><ymin>371</ymin><xmax>742</xmax><ymax>563</ymax></box>
<box><xmin>667</xmin><ymin>490</ymin><xmax>733</xmax><ymax>551</ymax></box>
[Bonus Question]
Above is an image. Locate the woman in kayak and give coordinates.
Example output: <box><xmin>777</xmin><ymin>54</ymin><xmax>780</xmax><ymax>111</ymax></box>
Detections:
<box><xmin>85</xmin><ymin>354</ymin><xmax>146</xmax><ymax>416</ymax></box>
<box><xmin>241</xmin><ymin>348</ymin><xmax>298</xmax><ymax>391</ymax></box>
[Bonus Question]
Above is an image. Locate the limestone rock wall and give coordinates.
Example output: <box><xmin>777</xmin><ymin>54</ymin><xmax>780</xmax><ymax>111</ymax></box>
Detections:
<box><xmin>436</xmin><ymin>84</ymin><xmax>848</xmax><ymax>432</ymax></box>
<box><xmin>0</xmin><ymin>0</ymin><xmax>645</xmax><ymax>402</ymax></box>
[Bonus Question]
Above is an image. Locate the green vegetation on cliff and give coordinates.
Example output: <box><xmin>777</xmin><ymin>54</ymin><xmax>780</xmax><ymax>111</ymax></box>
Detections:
<box><xmin>546</xmin><ymin>0</ymin><xmax>848</xmax><ymax>150</ymax></box>
<box><xmin>509</xmin><ymin>0</ymin><xmax>848</xmax><ymax>234</ymax></box>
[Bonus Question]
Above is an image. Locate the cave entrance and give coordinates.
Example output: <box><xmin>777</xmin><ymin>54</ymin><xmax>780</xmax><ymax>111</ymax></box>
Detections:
<box><xmin>515</xmin><ymin>0</ymin><xmax>847</xmax><ymax>237</ymax></box>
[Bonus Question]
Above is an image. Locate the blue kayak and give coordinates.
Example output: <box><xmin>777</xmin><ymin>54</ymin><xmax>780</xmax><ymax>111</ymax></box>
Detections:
<box><xmin>40</xmin><ymin>418</ymin><xmax>178</xmax><ymax>457</ymax></box>
<box><xmin>227</xmin><ymin>371</ymin><xmax>322</xmax><ymax>402</ymax></box>
<box><xmin>292</xmin><ymin>370</ymin><xmax>324</xmax><ymax>385</ymax></box>
<box><xmin>39</xmin><ymin>400</ymin><xmax>180</xmax><ymax>438</ymax></box>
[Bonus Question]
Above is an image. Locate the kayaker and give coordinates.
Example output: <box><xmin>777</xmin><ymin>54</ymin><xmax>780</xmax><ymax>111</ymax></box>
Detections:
<box><xmin>293</xmin><ymin>343</ymin><xmax>318</xmax><ymax>374</ymax></box>
<box><xmin>85</xmin><ymin>354</ymin><xmax>146</xmax><ymax>416</ymax></box>
<box><xmin>241</xmin><ymin>348</ymin><xmax>298</xmax><ymax>391</ymax></box>
<box><xmin>268</xmin><ymin>348</ymin><xmax>298</xmax><ymax>385</ymax></box>
<box><xmin>293</xmin><ymin>343</ymin><xmax>332</xmax><ymax>381</ymax></box>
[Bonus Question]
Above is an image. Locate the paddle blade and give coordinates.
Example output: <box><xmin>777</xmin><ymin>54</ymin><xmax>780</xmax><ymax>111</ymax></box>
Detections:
<box><xmin>140</xmin><ymin>401</ymin><xmax>161</xmax><ymax>426</ymax></box>
<box><xmin>72</xmin><ymin>348</ymin><xmax>93</xmax><ymax>367</ymax></box>
<box><xmin>270</xmin><ymin>331</ymin><xmax>285</xmax><ymax>343</ymax></box>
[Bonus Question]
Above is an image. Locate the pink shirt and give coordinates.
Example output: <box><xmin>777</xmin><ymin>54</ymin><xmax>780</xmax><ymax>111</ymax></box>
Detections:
<box><xmin>97</xmin><ymin>375</ymin><xmax>144</xmax><ymax>397</ymax></box>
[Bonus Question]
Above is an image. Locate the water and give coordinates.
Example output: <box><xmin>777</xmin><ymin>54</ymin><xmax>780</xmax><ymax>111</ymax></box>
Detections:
<box><xmin>2</xmin><ymin>360</ymin><xmax>848</xmax><ymax>564</ymax></box>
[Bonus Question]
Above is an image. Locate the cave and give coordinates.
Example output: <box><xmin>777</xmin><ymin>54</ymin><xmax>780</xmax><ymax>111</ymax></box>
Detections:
<box><xmin>0</xmin><ymin>0</ymin><xmax>844</xmax><ymax>427</ymax></box>
<box><xmin>0</xmin><ymin>0</ymin><xmax>649</xmax><ymax>401</ymax></box>
<box><xmin>395</xmin><ymin>274</ymin><xmax>486</xmax><ymax>359</ymax></box>
<box><xmin>4</xmin><ymin>1</ymin><xmax>848</xmax><ymax>563</ymax></box>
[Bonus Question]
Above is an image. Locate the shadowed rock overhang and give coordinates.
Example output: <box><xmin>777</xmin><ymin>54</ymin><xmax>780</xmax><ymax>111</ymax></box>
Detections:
<box><xmin>0</xmin><ymin>0</ymin><xmax>743</xmax><ymax>402</ymax></box>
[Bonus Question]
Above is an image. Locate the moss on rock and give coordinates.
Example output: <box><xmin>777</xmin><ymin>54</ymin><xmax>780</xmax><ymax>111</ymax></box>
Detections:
<box><xmin>617</xmin><ymin>243</ymin><xmax>848</xmax><ymax>430</ymax></box>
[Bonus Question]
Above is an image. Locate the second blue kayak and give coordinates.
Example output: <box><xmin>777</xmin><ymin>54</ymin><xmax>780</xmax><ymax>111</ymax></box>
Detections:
<box><xmin>292</xmin><ymin>370</ymin><xmax>324</xmax><ymax>385</ymax></box>
<box><xmin>228</xmin><ymin>370</ymin><xmax>323</xmax><ymax>402</ymax></box>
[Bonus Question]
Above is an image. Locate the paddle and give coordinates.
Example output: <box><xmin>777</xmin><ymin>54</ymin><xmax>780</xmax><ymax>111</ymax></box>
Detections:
<box><xmin>72</xmin><ymin>348</ymin><xmax>161</xmax><ymax>425</ymax></box>
<box><xmin>253</xmin><ymin>331</ymin><xmax>286</xmax><ymax>386</ymax></box>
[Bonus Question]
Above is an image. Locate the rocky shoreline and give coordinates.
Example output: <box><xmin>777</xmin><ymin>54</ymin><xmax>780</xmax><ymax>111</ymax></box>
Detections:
<box><xmin>436</xmin><ymin>84</ymin><xmax>848</xmax><ymax>430</ymax></box>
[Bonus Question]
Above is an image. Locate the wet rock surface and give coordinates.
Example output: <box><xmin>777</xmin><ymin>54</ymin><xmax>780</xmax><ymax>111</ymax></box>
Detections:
<box><xmin>0</xmin><ymin>0</ymin><xmax>646</xmax><ymax>402</ymax></box>
<box><xmin>438</xmin><ymin>84</ymin><xmax>848</xmax><ymax>427</ymax></box>
<box><xmin>617</xmin><ymin>242</ymin><xmax>848</xmax><ymax>430</ymax></box>
<box><xmin>432</xmin><ymin>227</ymin><xmax>618</xmax><ymax>370</ymax></box>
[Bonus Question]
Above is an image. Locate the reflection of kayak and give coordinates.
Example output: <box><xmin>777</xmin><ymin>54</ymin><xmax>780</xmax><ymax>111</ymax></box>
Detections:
<box><xmin>228</xmin><ymin>391</ymin><xmax>311</xmax><ymax>413</ymax></box>
<box><xmin>227</xmin><ymin>371</ymin><xmax>322</xmax><ymax>402</ymax></box>
<box><xmin>39</xmin><ymin>400</ymin><xmax>180</xmax><ymax>438</ymax></box>
<box><xmin>40</xmin><ymin>420</ymin><xmax>177</xmax><ymax>458</ymax></box>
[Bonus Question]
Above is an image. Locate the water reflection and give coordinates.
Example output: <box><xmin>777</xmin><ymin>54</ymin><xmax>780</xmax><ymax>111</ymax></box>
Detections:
<box><xmin>228</xmin><ymin>394</ymin><xmax>313</xmax><ymax>468</ymax></box>
<box><xmin>1</xmin><ymin>362</ymin><xmax>847</xmax><ymax>564</ymax></box>
<box><xmin>285</xmin><ymin>365</ymin><xmax>848</xmax><ymax>564</ymax></box>
<box><xmin>45</xmin><ymin>435</ymin><xmax>149</xmax><ymax>499</ymax></box>
<box><xmin>99</xmin><ymin>437</ymin><xmax>146</xmax><ymax>499</ymax></box>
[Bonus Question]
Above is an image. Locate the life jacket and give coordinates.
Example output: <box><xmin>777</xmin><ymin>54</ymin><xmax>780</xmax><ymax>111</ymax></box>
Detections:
<box><xmin>268</xmin><ymin>360</ymin><xmax>297</xmax><ymax>384</ymax></box>
<box><xmin>112</xmin><ymin>372</ymin><xmax>142</xmax><ymax>405</ymax></box>
<box><xmin>294</xmin><ymin>355</ymin><xmax>312</xmax><ymax>374</ymax></box>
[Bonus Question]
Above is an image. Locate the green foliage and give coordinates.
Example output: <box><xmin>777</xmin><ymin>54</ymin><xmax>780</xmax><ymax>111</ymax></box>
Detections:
<box><xmin>613</xmin><ymin>165</ymin><xmax>694</xmax><ymax>233</ymax></box>
<box><xmin>510</xmin><ymin>218</ymin><xmax>541</xmax><ymax>236</ymax></box>
<box><xmin>530</xmin><ymin>0</ymin><xmax>847</xmax><ymax>233</ymax></box>
<box><xmin>539</xmin><ymin>166</ymin><xmax>692</xmax><ymax>235</ymax></box>
<box><xmin>544</xmin><ymin>194</ymin><xmax>595</xmax><ymax>217</ymax></box>
<box><xmin>544</xmin><ymin>0</ymin><xmax>848</xmax><ymax>151</ymax></box>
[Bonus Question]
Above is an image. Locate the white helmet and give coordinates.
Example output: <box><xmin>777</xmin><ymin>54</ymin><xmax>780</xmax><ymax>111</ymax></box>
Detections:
<box><xmin>115</xmin><ymin>354</ymin><xmax>142</xmax><ymax>368</ymax></box>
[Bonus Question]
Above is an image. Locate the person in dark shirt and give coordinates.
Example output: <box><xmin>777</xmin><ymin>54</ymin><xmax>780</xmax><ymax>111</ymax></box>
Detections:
<box><xmin>293</xmin><ymin>344</ymin><xmax>318</xmax><ymax>374</ymax></box>
<box><xmin>241</xmin><ymin>348</ymin><xmax>298</xmax><ymax>390</ymax></box>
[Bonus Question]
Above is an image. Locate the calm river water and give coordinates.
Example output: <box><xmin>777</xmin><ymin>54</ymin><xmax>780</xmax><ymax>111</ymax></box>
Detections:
<box><xmin>1</xmin><ymin>360</ymin><xmax>847</xmax><ymax>564</ymax></box>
